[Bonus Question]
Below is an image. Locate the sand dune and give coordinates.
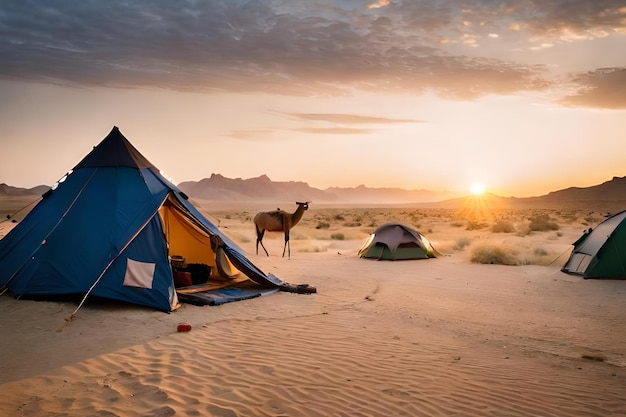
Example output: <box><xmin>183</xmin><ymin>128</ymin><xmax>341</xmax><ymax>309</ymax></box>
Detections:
<box><xmin>1</xmin><ymin>206</ymin><xmax>625</xmax><ymax>416</ymax></box>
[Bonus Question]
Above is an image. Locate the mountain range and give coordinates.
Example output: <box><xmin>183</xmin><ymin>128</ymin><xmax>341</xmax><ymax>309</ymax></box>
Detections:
<box><xmin>3</xmin><ymin>174</ymin><xmax>626</xmax><ymax>210</ymax></box>
<box><xmin>0</xmin><ymin>183</ymin><xmax>49</xmax><ymax>197</ymax></box>
<box><xmin>176</xmin><ymin>174</ymin><xmax>461</xmax><ymax>204</ymax></box>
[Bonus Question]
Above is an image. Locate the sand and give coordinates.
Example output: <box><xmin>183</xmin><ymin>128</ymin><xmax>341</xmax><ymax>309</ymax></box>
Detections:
<box><xmin>1</xmin><ymin>206</ymin><xmax>625</xmax><ymax>416</ymax></box>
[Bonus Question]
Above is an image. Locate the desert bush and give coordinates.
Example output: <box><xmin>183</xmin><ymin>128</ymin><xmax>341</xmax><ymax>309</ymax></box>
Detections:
<box><xmin>466</xmin><ymin>220</ymin><xmax>488</xmax><ymax>230</ymax></box>
<box><xmin>343</xmin><ymin>222</ymin><xmax>362</xmax><ymax>227</ymax></box>
<box><xmin>316</xmin><ymin>222</ymin><xmax>330</xmax><ymax>229</ymax></box>
<box><xmin>490</xmin><ymin>220</ymin><xmax>516</xmax><ymax>233</ymax></box>
<box><xmin>331</xmin><ymin>233</ymin><xmax>345</xmax><ymax>240</ymax></box>
<box><xmin>528</xmin><ymin>214</ymin><xmax>559</xmax><ymax>231</ymax></box>
<box><xmin>470</xmin><ymin>244</ymin><xmax>519</xmax><ymax>265</ymax></box>
<box><xmin>450</xmin><ymin>221</ymin><xmax>464</xmax><ymax>228</ymax></box>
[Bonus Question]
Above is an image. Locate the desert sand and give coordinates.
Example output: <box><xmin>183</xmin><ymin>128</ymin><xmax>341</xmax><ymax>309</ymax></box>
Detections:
<box><xmin>1</xmin><ymin>203</ymin><xmax>625</xmax><ymax>416</ymax></box>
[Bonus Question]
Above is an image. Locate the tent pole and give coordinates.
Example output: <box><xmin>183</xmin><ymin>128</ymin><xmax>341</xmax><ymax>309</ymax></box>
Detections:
<box><xmin>548</xmin><ymin>247</ymin><xmax>573</xmax><ymax>266</ymax></box>
<box><xmin>60</xmin><ymin>194</ymin><xmax>170</xmax><ymax>329</ymax></box>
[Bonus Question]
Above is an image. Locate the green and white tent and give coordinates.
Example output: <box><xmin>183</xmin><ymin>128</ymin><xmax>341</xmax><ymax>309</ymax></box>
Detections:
<box><xmin>358</xmin><ymin>222</ymin><xmax>441</xmax><ymax>261</ymax></box>
<box><xmin>562</xmin><ymin>210</ymin><xmax>626</xmax><ymax>278</ymax></box>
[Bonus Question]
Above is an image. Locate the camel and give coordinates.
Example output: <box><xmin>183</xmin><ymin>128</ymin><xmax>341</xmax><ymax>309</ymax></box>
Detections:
<box><xmin>254</xmin><ymin>201</ymin><xmax>310</xmax><ymax>258</ymax></box>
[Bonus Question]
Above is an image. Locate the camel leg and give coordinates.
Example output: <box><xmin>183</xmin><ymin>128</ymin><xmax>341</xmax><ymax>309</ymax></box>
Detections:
<box><xmin>282</xmin><ymin>231</ymin><xmax>290</xmax><ymax>259</ymax></box>
<box><xmin>259</xmin><ymin>240</ymin><xmax>269</xmax><ymax>257</ymax></box>
<box><xmin>256</xmin><ymin>228</ymin><xmax>269</xmax><ymax>257</ymax></box>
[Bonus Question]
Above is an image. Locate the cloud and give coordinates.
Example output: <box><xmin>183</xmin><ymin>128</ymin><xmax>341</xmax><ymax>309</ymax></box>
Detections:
<box><xmin>291</xmin><ymin>127</ymin><xmax>374</xmax><ymax>135</ymax></box>
<box><xmin>368</xmin><ymin>0</ymin><xmax>391</xmax><ymax>10</ymax></box>
<box><xmin>287</xmin><ymin>113</ymin><xmax>425</xmax><ymax>124</ymax></box>
<box><xmin>224</xmin><ymin>129</ymin><xmax>277</xmax><ymax>140</ymax></box>
<box><xmin>226</xmin><ymin>112</ymin><xmax>420</xmax><ymax>138</ymax></box>
<box><xmin>560</xmin><ymin>67</ymin><xmax>626</xmax><ymax>109</ymax></box>
<box><xmin>0</xmin><ymin>0</ymin><xmax>623</xmax><ymax>104</ymax></box>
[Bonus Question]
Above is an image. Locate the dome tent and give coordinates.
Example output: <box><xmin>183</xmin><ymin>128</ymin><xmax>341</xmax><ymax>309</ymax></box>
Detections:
<box><xmin>562</xmin><ymin>210</ymin><xmax>626</xmax><ymax>278</ymax></box>
<box><xmin>358</xmin><ymin>222</ymin><xmax>441</xmax><ymax>261</ymax></box>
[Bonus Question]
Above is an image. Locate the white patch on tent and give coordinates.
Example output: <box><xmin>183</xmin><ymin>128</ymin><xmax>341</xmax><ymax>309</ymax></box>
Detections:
<box><xmin>123</xmin><ymin>258</ymin><xmax>156</xmax><ymax>289</ymax></box>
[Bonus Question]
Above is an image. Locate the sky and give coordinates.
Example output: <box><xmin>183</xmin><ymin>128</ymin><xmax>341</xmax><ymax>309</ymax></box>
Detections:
<box><xmin>1</xmin><ymin>0</ymin><xmax>625</xmax><ymax>198</ymax></box>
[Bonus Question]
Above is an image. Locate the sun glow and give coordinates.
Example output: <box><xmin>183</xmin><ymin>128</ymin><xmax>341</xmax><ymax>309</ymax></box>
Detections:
<box><xmin>469</xmin><ymin>182</ymin><xmax>487</xmax><ymax>196</ymax></box>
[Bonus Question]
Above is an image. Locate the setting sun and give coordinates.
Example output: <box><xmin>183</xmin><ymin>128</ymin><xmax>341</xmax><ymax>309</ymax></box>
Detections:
<box><xmin>470</xmin><ymin>182</ymin><xmax>486</xmax><ymax>196</ymax></box>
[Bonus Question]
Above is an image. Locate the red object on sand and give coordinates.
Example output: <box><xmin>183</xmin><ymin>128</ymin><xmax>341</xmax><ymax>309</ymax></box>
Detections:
<box><xmin>177</xmin><ymin>323</ymin><xmax>192</xmax><ymax>332</ymax></box>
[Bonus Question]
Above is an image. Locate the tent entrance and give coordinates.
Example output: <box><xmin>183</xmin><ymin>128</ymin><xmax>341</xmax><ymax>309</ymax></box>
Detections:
<box><xmin>159</xmin><ymin>197</ymin><xmax>241</xmax><ymax>289</ymax></box>
<box><xmin>365</xmin><ymin>242</ymin><xmax>430</xmax><ymax>260</ymax></box>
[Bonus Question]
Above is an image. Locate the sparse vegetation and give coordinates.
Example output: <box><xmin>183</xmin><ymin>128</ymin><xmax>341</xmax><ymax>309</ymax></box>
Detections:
<box><xmin>528</xmin><ymin>214</ymin><xmax>559</xmax><ymax>232</ymax></box>
<box><xmin>490</xmin><ymin>220</ymin><xmax>516</xmax><ymax>233</ymax></box>
<box><xmin>470</xmin><ymin>244</ymin><xmax>519</xmax><ymax>265</ymax></box>
<box><xmin>176</xmin><ymin>205</ymin><xmax>582</xmax><ymax>263</ymax></box>
<box><xmin>466</xmin><ymin>220</ymin><xmax>488</xmax><ymax>231</ymax></box>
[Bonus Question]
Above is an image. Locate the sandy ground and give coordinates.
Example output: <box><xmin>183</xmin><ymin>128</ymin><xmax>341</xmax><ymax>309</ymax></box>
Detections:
<box><xmin>1</xmin><ymin>204</ymin><xmax>625</xmax><ymax>416</ymax></box>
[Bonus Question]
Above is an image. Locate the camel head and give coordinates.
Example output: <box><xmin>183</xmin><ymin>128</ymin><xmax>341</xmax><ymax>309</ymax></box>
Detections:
<box><xmin>296</xmin><ymin>201</ymin><xmax>310</xmax><ymax>210</ymax></box>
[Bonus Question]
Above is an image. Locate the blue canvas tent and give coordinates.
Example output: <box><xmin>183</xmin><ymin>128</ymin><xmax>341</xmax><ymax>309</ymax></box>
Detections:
<box><xmin>0</xmin><ymin>127</ymin><xmax>295</xmax><ymax>312</ymax></box>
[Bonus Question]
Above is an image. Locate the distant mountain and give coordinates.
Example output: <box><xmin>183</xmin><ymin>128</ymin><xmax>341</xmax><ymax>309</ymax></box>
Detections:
<box><xmin>520</xmin><ymin>175</ymin><xmax>626</xmax><ymax>211</ymax></box>
<box><xmin>177</xmin><ymin>174</ymin><xmax>463</xmax><ymax>204</ymax></box>
<box><xmin>425</xmin><ymin>176</ymin><xmax>626</xmax><ymax>211</ymax></box>
<box><xmin>4</xmin><ymin>174</ymin><xmax>626</xmax><ymax>210</ymax></box>
<box><xmin>178</xmin><ymin>174</ymin><xmax>330</xmax><ymax>202</ymax></box>
<box><xmin>0</xmin><ymin>183</ymin><xmax>49</xmax><ymax>197</ymax></box>
<box><xmin>538</xmin><ymin>176</ymin><xmax>626</xmax><ymax>203</ymax></box>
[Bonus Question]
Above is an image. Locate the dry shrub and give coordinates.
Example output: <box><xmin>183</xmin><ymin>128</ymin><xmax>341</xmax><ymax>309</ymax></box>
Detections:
<box><xmin>490</xmin><ymin>219</ymin><xmax>516</xmax><ymax>233</ymax></box>
<box><xmin>470</xmin><ymin>244</ymin><xmax>519</xmax><ymax>265</ymax></box>
<box><xmin>528</xmin><ymin>214</ymin><xmax>559</xmax><ymax>231</ymax></box>
<box><xmin>470</xmin><ymin>243</ymin><xmax>555</xmax><ymax>266</ymax></box>
<box><xmin>466</xmin><ymin>220</ymin><xmax>488</xmax><ymax>230</ymax></box>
